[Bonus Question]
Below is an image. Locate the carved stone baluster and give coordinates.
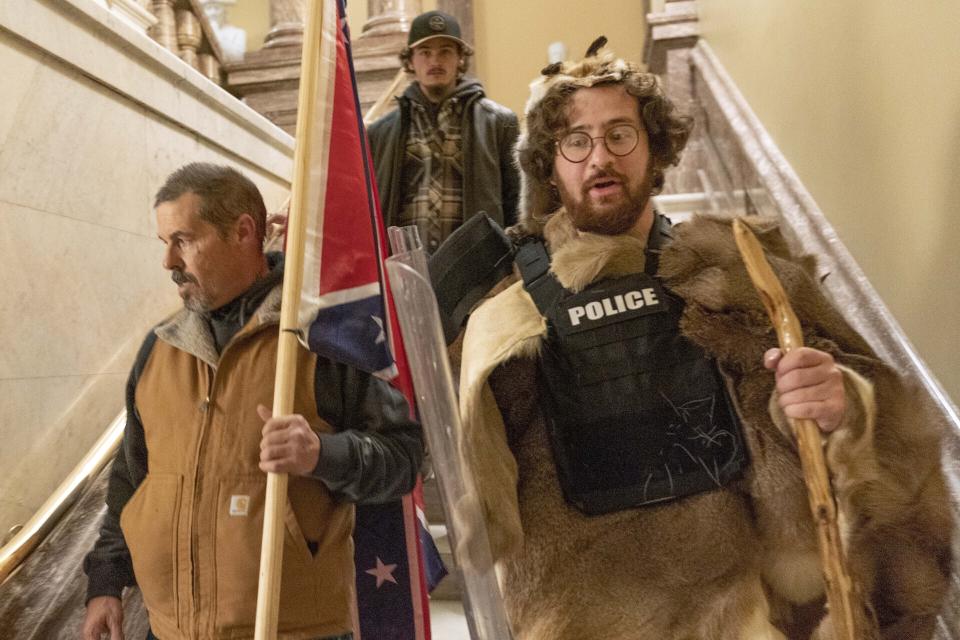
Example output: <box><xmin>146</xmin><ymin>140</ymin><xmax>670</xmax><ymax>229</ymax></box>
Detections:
<box><xmin>148</xmin><ymin>0</ymin><xmax>178</xmax><ymax>52</ymax></box>
<box><xmin>349</xmin><ymin>0</ymin><xmax>422</xmax><ymax>113</ymax></box>
<box><xmin>176</xmin><ymin>10</ymin><xmax>203</xmax><ymax>69</ymax></box>
<box><xmin>198</xmin><ymin>54</ymin><xmax>221</xmax><ymax>84</ymax></box>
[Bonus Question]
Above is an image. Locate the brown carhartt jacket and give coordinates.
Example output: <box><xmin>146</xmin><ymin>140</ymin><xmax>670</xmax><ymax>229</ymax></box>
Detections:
<box><xmin>87</xmin><ymin>274</ymin><xmax>422</xmax><ymax>639</ymax></box>
<box><xmin>126</xmin><ymin>290</ymin><xmax>352</xmax><ymax>639</ymax></box>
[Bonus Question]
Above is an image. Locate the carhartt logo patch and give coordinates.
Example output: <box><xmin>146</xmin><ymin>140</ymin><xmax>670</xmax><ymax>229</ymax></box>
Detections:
<box><xmin>229</xmin><ymin>495</ymin><xmax>250</xmax><ymax>517</ymax></box>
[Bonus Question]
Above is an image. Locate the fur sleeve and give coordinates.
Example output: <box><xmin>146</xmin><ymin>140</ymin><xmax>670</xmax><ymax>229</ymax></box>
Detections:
<box><xmin>767</xmin><ymin>363</ymin><xmax>877</xmax><ymax>480</ymax></box>
<box><xmin>455</xmin><ymin>379</ymin><xmax>524</xmax><ymax>568</ymax></box>
<box><xmin>455</xmin><ymin>281</ymin><xmax>546</xmax><ymax>568</ymax></box>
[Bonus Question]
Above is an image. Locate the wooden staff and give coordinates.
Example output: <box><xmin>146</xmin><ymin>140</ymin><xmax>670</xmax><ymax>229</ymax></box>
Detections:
<box><xmin>254</xmin><ymin>0</ymin><xmax>327</xmax><ymax>637</ymax></box>
<box><xmin>732</xmin><ymin>218</ymin><xmax>877</xmax><ymax>640</ymax></box>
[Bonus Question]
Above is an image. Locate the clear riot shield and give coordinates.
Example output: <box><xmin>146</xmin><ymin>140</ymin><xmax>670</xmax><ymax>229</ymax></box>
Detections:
<box><xmin>386</xmin><ymin>226</ymin><xmax>513</xmax><ymax>640</ymax></box>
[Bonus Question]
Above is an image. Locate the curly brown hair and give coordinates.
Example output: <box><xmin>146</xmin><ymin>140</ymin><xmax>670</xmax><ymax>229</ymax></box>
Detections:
<box><xmin>518</xmin><ymin>57</ymin><xmax>692</xmax><ymax>220</ymax></box>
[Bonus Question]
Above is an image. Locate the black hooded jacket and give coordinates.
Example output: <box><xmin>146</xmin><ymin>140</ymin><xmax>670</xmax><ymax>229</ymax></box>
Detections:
<box><xmin>367</xmin><ymin>78</ymin><xmax>520</xmax><ymax>237</ymax></box>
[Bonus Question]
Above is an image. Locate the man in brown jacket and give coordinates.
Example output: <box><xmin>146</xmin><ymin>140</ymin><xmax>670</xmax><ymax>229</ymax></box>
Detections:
<box><xmin>81</xmin><ymin>163</ymin><xmax>423</xmax><ymax>640</ymax></box>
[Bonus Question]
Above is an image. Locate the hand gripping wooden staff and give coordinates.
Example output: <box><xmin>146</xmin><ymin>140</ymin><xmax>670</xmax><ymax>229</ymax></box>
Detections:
<box><xmin>732</xmin><ymin>219</ymin><xmax>877</xmax><ymax>640</ymax></box>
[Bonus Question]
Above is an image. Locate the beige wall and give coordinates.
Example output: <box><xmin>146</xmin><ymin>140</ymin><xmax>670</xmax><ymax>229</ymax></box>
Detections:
<box><xmin>229</xmin><ymin>0</ymin><xmax>271</xmax><ymax>51</ymax></box>
<box><xmin>698</xmin><ymin>0</ymin><xmax>960</xmax><ymax>402</ymax></box>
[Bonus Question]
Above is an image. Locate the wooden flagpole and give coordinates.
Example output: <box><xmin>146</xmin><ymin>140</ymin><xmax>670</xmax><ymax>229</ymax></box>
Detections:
<box><xmin>254</xmin><ymin>0</ymin><xmax>325</xmax><ymax>637</ymax></box>
<box><xmin>732</xmin><ymin>218</ymin><xmax>877</xmax><ymax>640</ymax></box>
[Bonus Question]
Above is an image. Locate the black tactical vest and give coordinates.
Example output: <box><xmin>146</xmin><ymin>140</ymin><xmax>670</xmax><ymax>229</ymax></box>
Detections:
<box><xmin>516</xmin><ymin>216</ymin><xmax>748</xmax><ymax>515</ymax></box>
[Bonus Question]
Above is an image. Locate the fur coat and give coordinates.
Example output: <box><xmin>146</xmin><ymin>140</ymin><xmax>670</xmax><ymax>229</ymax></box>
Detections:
<box><xmin>455</xmin><ymin>211</ymin><xmax>951</xmax><ymax>640</ymax></box>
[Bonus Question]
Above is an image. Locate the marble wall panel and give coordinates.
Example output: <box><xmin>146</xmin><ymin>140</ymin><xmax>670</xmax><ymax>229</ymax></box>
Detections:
<box><xmin>0</xmin><ymin>32</ymin><xmax>42</xmax><ymax>155</ymax></box>
<box><xmin>0</xmin><ymin>31</ymin><xmax>289</xmax><ymax>241</ymax></box>
<box><xmin>0</xmin><ymin>200</ymin><xmax>177</xmax><ymax>533</ymax></box>
<box><xmin>0</xmin><ymin>5</ymin><xmax>292</xmax><ymax>538</ymax></box>
<box><xmin>140</xmin><ymin>110</ymin><xmax>292</xmax><ymax>215</ymax></box>
<box><xmin>0</xmin><ymin>372</ymin><xmax>127</xmax><ymax>536</ymax></box>
<box><xmin>0</xmin><ymin>0</ymin><xmax>294</xmax><ymax>180</ymax></box>
<box><xmin>0</xmin><ymin>202</ymin><xmax>178</xmax><ymax>379</ymax></box>
<box><xmin>0</xmin><ymin>56</ymin><xmax>151</xmax><ymax>237</ymax></box>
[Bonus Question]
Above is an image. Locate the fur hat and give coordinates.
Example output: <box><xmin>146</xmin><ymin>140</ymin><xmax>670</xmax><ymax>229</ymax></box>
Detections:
<box><xmin>515</xmin><ymin>37</ymin><xmax>692</xmax><ymax>235</ymax></box>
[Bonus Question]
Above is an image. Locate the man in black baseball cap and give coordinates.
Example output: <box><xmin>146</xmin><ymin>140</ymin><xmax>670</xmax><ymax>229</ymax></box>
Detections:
<box><xmin>367</xmin><ymin>10</ymin><xmax>519</xmax><ymax>254</ymax></box>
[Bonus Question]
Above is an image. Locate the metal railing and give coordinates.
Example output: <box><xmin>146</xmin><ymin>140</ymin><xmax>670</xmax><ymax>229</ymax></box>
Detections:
<box><xmin>0</xmin><ymin>412</ymin><xmax>126</xmax><ymax>585</ymax></box>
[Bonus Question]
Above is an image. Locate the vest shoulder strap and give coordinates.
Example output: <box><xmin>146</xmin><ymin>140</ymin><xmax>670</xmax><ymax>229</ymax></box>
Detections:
<box><xmin>515</xmin><ymin>238</ymin><xmax>566</xmax><ymax>315</ymax></box>
<box><xmin>644</xmin><ymin>212</ymin><xmax>674</xmax><ymax>274</ymax></box>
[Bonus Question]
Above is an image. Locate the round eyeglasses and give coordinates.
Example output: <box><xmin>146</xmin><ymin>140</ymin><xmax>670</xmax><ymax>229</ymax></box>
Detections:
<box><xmin>557</xmin><ymin>124</ymin><xmax>640</xmax><ymax>163</ymax></box>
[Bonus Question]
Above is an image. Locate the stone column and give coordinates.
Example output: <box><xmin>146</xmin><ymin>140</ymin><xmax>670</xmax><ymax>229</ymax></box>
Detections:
<box><xmin>225</xmin><ymin>0</ymin><xmax>306</xmax><ymax>134</ymax></box>
<box><xmin>149</xmin><ymin>0</ymin><xmax>179</xmax><ymax>52</ymax></box>
<box><xmin>359</xmin><ymin>0</ymin><xmax>420</xmax><ymax>40</ymax></box>
<box><xmin>643</xmin><ymin>0</ymin><xmax>698</xmax><ymax>102</ymax></box>
<box><xmin>437</xmin><ymin>0</ymin><xmax>472</xmax><ymax>47</ymax></box>
<box><xmin>263</xmin><ymin>0</ymin><xmax>305</xmax><ymax>49</ymax></box>
<box><xmin>350</xmin><ymin>0</ymin><xmax>422</xmax><ymax>114</ymax></box>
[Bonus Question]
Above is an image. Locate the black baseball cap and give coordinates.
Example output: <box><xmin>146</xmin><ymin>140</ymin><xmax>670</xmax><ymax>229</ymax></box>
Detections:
<box><xmin>407</xmin><ymin>10</ymin><xmax>473</xmax><ymax>53</ymax></box>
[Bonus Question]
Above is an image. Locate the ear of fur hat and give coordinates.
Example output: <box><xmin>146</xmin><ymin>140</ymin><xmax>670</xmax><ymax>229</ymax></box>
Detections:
<box><xmin>523</xmin><ymin>36</ymin><xmax>631</xmax><ymax>117</ymax></box>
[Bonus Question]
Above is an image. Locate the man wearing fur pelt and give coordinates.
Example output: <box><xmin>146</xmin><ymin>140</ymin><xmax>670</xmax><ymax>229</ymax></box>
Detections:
<box><xmin>454</xmin><ymin>39</ymin><xmax>951</xmax><ymax>640</ymax></box>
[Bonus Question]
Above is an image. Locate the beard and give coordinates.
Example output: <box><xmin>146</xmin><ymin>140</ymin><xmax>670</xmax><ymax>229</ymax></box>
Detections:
<box><xmin>172</xmin><ymin>269</ymin><xmax>211</xmax><ymax>312</ymax></box>
<box><xmin>559</xmin><ymin>162</ymin><xmax>655</xmax><ymax>236</ymax></box>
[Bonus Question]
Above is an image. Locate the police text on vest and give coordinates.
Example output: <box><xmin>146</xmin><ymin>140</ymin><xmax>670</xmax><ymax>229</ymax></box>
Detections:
<box><xmin>568</xmin><ymin>288</ymin><xmax>659</xmax><ymax>326</ymax></box>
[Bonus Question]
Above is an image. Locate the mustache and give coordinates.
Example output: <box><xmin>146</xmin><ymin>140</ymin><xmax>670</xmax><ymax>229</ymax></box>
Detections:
<box><xmin>582</xmin><ymin>167</ymin><xmax>628</xmax><ymax>193</ymax></box>
<box><xmin>171</xmin><ymin>269</ymin><xmax>196</xmax><ymax>286</ymax></box>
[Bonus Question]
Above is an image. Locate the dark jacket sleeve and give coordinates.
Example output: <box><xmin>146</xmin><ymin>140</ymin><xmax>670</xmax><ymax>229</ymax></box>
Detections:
<box><xmin>82</xmin><ymin>331</ymin><xmax>155</xmax><ymax>602</ymax></box>
<box><xmin>311</xmin><ymin>358</ymin><xmax>424</xmax><ymax>504</ymax></box>
<box><xmin>366</xmin><ymin>108</ymin><xmax>403</xmax><ymax>228</ymax></box>
<box><xmin>498</xmin><ymin>109</ymin><xmax>521</xmax><ymax>228</ymax></box>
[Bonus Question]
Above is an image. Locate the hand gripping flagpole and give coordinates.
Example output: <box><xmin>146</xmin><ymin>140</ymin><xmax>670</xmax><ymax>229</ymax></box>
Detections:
<box><xmin>255</xmin><ymin>0</ymin><xmax>327</xmax><ymax>637</ymax></box>
<box><xmin>732</xmin><ymin>218</ymin><xmax>878</xmax><ymax>640</ymax></box>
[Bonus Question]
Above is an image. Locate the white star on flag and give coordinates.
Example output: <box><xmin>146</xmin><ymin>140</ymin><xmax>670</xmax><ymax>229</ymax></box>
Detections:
<box><xmin>371</xmin><ymin>315</ymin><xmax>386</xmax><ymax>344</ymax></box>
<box><xmin>365</xmin><ymin>556</ymin><xmax>398</xmax><ymax>588</ymax></box>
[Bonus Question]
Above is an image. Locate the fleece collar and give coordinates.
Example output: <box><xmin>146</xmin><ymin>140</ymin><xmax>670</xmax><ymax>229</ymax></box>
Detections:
<box><xmin>155</xmin><ymin>255</ymin><xmax>284</xmax><ymax>368</ymax></box>
<box><xmin>543</xmin><ymin>208</ymin><xmax>665</xmax><ymax>293</ymax></box>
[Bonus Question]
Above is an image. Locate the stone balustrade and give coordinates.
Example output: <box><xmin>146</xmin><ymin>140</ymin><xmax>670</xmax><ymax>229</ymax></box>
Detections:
<box><xmin>146</xmin><ymin>0</ymin><xmax>225</xmax><ymax>85</ymax></box>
